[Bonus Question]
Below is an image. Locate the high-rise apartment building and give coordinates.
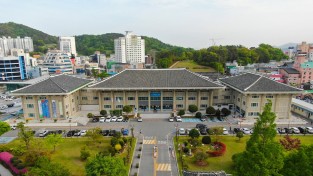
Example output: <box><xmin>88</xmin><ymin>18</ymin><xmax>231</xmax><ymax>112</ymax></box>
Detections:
<box><xmin>59</xmin><ymin>37</ymin><xmax>77</xmax><ymax>57</ymax></box>
<box><xmin>0</xmin><ymin>36</ymin><xmax>34</xmax><ymax>56</ymax></box>
<box><xmin>114</xmin><ymin>31</ymin><xmax>145</xmax><ymax>63</ymax></box>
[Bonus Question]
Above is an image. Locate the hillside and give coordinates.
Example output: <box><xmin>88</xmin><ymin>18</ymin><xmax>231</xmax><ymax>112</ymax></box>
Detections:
<box><xmin>0</xmin><ymin>22</ymin><xmax>191</xmax><ymax>56</ymax></box>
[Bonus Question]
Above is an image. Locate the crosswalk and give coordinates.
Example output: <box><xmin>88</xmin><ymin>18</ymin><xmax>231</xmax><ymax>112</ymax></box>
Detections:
<box><xmin>143</xmin><ymin>136</ymin><xmax>167</xmax><ymax>145</ymax></box>
<box><xmin>143</xmin><ymin>139</ymin><xmax>156</xmax><ymax>144</ymax></box>
<box><xmin>156</xmin><ymin>163</ymin><xmax>171</xmax><ymax>171</ymax></box>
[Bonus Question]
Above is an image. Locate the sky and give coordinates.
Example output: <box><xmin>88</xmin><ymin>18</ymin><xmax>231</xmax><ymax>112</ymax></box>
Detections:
<box><xmin>0</xmin><ymin>0</ymin><xmax>312</xmax><ymax>49</ymax></box>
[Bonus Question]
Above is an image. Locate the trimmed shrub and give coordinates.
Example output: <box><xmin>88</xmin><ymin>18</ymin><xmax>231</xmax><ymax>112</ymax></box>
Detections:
<box><xmin>122</xmin><ymin>137</ymin><xmax>128</xmax><ymax>144</ymax></box>
<box><xmin>183</xmin><ymin>147</ymin><xmax>189</xmax><ymax>154</ymax></box>
<box><xmin>195</xmin><ymin>112</ymin><xmax>202</xmax><ymax>119</ymax></box>
<box><xmin>138</xmin><ymin>147</ymin><xmax>142</xmax><ymax>151</ymax></box>
<box><xmin>136</xmin><ymin>163</ymin><xmax>139</xmax><ymax>168</ymax></box>
<box><xmin>207</xmin><ymin>142</ymin><xmax>226</xmax><ymax>157</ymax></box>
<box><xmin>202</xmin><ymin>136</ymin><xmax>212</xmax><ymax>144</ymax></box>
<box><xmin>119</xmin><ymin>140</ymin><xmax>125</xmax><ymax>147</ymax></box>
<box><xmin>137</xmin><ymin>154</ymin><xmax>141</xmax><ymax>158</ymax></box>
<box><xmin>80</xmin><ymin>147</ymin><xmax>90</xmax><ymax>161</ymax></box>
<box><xmin>183</xmin><ymin>141</ymin><xmax>188</xmax><ymax>147</ymax></box>
<box><xmin>177</xmin><ymin>110</ymin><xmax>185</xmax><ymax>116</ymax></box>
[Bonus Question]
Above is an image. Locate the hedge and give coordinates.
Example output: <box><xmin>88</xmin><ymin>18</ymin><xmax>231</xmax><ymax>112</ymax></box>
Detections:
<box><xmin>207</xmin><ymin>142</ymin><xmax>226</xmax><ymax>157</ymax></box>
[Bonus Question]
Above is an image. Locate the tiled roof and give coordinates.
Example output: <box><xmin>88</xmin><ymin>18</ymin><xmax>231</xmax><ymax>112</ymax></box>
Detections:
<box><xmin>220</xmin><ymin>73</ymin><xmax>301</xmax><ymax>93</ymax></box>
<box><xmin>283</xmin><ymin>68</ymin><xmax>300</xmax><ymax>74</ymax></box>
<box><xmin>13</xmin><ymin>75</ymin><xmax>93</xmax><ymax>94</ymax></box>
<box><xmin>89</xmin><ymin>69</ymin><xmax>223</xmax><ymax>89</ymax></box>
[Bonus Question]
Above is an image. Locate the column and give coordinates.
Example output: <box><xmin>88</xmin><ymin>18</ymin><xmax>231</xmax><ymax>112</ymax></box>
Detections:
<box><xmin>148</xmin><ymin>91</ymin><xmax>151</xmax><ymax>111</ymax></box>
<box><xmin>185</xmin><ymin>91</ymin><xmax>188</xmax><ymax>111</ymax></box>
<box><xmin>209</xmin><ymin>91</ymin><xmax>213</xmax><ymax>106</ymax></box>
<box><xmin>173</xmin><ymin>90</ymin><xmax>176</xmax><ymax>111</ymax></box>
<box><xmin>274</xmin><ymin>95</ymin><xmax>278</xmax><ymax>112</ymax></box>
<box><xmin>259</xmin><ymin>94</ymin><xmax>264</xmax><ymax>113</ymax></box>
<box><xmin>135</xmin><ymin>91</ymin><xmax>139</xmax><ymax>111</ymax></box>
<box><xmin>62</xmin><ymin>96</ymin><xmax>67</xmax><ymax>119</ymax></box>
<box><xmin>34</xmin><ymin>95</ymin><xmax>40</xmax><ymax>120</ymax></box>
<box><xmin>246</xmin><ymin>94</ymin><xmax>250</xmax><ymax>118</ymax></box>
<box><xmin>123</xmin><ymin>91</ymin><xmax>126</xmax><ymax>106</ymax></box>
<box><xmin>197</xmin><ymin>90</ymin><xmax>201</xmax><ymax>109</ymax></box>
<box><xmin>160</xmin><ymin>91</ymin><xmax>163</xmax><ymax>112</ymax></box>
<box><xmin>111</xmin><ymin>91</ymin><xmax>114</xmax><ymax>110</ymax></box>
<box><xmin>98</xmin><ymin>91</ymin><xmax>102</xmax><ymax>110</ymax></box>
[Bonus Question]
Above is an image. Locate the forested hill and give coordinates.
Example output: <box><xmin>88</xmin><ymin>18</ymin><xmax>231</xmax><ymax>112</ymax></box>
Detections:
<box><xmin>0</xmin><ymin>22</ymin><xmax>191</xmax><ymax>55</ymax></box>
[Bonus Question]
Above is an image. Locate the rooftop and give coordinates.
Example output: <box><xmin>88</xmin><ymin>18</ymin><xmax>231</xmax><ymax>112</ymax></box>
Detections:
<box><xmin>282</xmin><ymin>68</ymin><xmax>300</xmax><ymax>74</ymax></box>
<box><xmin>219</xmin><ymin>72</ymin><xmax>302</xmax><ymax>93</ymax></box>
<box><xmin>89</xmin><ymin>69</ymin><xmax>224</xmax><ymax>90</ymax></box>
<box><xmin>12</xmin><ymin>75</ymin><xmax>93</xmax><ymax>95</ymax></box>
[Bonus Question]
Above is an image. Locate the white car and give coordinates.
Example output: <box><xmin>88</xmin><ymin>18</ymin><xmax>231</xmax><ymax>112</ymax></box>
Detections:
<box><xmin>222</xmin><ymin>128</ymin><xmax>229</xmax><ymax>135</ymax></box>
<box><xmin>105</xmin><ymin>117</ymin><xmax>111</xmax><ymax>122</ymax></box>
<box><xmin>99</xmin><ymin>117</ymin><xmax>105</xmax><ymax>123</ymax></box>
<box><xmin>39</xmin><ymin>130</ymin><xmax>49</xmax><ymax>137</ymax></box>
<box><xmin>306</xmin><ymin>127</ymin><xmax>313</xmax><ymax>134</ymax></box>
<box><xmin>176</xmin><ymin>116</ymin><xmax>182</xmax><ymax>122</ymax></box>
<box><xmin>290</xmin><ymin>127</ymin><xmax>300</xmax><ymax>134</ymax></box>
<box><xmin>10</xmin><ymin>125</ymin><xmax>17</xmax><ymax>130</ymax></box>
<box><xmin>179</xmin><ymin>128</ymin><xmax>185</xmax><ymax>135</ymax></box>
<box><xmin>242</xmin><ymin>128</ymin><xmax>251</xmax><ymax>134</ymax></box>
<box><xmin>111</xmin><ymin>116</ymin><xmax>117</xmax><ymax>122</ymax></box>
<box><xmin>80</xmin><ymin>130</ymin><xmax>87</xmax><ymax>136</ymax></box>
<box><xmin>137</xmin><ymin>117</ymin><xmax>143</xmax><ymax>122</ymax></box>
<box><xmin>169</xmin><ymin>117</ymin><xmax>174</xmax><ymax>122</ymax></box>
<box><xmin>5</xmin><ymin>98</ymin><xmax>13</xmax><ymax>101</ymax></box>
<box><xmin>117</xmin><ymin>116</ymin><xmax>123</xmax><ymax>122</ymax></box>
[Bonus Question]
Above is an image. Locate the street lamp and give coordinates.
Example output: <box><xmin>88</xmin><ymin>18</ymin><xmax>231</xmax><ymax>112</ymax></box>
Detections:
<box><xmin>174</xmin><ymin>123</ymin><xmax>179</xmax><ymax>143</ymax></box>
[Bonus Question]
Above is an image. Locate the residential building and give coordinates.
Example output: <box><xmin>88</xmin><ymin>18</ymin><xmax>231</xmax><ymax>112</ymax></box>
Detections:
<box><xmin>0</xmin><ymin>56</ymin><xmax>27</xmax><ymax>80</ymax></box>
<box><xmin>12</xmin><ymin>69</ymin><xmax>302</xmax><ymax>120</ymax></box>
<box><xmin>114</xmin><ymin>31</ymin><xmax>145</xmax><ymax>63</ymax></box>
<box><xmin>279</xmin><ymin>68</ymin><xmax>300</xmax><ymax>86</ymax></box>
<box><xmin>0</xmin><ymin>36</ymin><xmax>34</xmax><ymax>56</ymax></box>
<box><xmin>59</xmin><ymin>37</ymin><xmax>77</xmax><ymax>56</ymax></box>
<box><xmin>41</xmin><ymin>50</ymin><xmax>73</xmax><ymax>74</ymax></box>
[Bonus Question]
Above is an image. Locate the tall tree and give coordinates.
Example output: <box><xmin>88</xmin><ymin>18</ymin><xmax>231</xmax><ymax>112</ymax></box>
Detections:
<box><xmin>26</xmin><ymin>157</ymin><xmax>70</xmax><ymax>176</ymax></box>
<box><xmin>86</xmin><ymin>127</ymin><xmax>102</xmax><ymax>145</ymax></box>
<box><xmin>0</xmin><ymin>121</ymin><xmax>10</xmax><ymax>136</ymax></box>
<box><xmin>123</xmin><ymin>105</ymin><xmax>133</xmax><ymax>117</ymax></box>
<box><xmin>17</xmin><ymin>122</ymin><xmax>34</xmax><ymax>149</ymax></box>
<box><xmin>45</xmin><ymin>133</ymin><xmax>63</xmax><ymax>152</ymax></box>
<box><xmin>85</xmin><ymin>154</ymin><xmax>127</xmax><ymax>176</ymax></box>
<box><xmin>232</xmin><ymin>100</ymin><xmax>284</xmax><ymax>176</ymax></box>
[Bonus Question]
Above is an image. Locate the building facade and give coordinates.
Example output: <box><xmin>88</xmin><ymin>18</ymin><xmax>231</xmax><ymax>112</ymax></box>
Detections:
<box><xmin>41</xmin><ymin>50</ymin><xmax>73</xmax><ymax>74</ymax></box>
<box><xmin>59</xmin><ymin>37</ymin><xmax>77</xmax><ymax>56</ymax></box>
<box><xmin>0</xmin><ymin>56</ymin><xmax>27</xmax><ymax>80</ymax></box>
<box><xmin>0</xmin><ymin>36</ymin><xmax>34</xmax><ymax>56</ymax></box>
<box><xmin>12</xmin><ymin>69</ymin><xmax>302</xmax><ymax>120</ymax></box>
<box><xmin>114</xmin><ymin>31</ymin><xmax>145</xmax><ymax>63</ymax></box>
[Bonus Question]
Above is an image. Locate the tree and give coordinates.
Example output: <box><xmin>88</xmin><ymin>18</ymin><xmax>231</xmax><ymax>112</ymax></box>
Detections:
<box><xmin>85</xmin><ymin>154</ymin><xmax>127</xmax><ymax>176</ymax></box>
<box><xmin>189</xmin><ymin>129</ymin><xmax>200</xmax><ymax>139</ymax></box>
<box><xmin>26</xmin><ymin>157</ymin><xmax>70</xmax><ymax>176</ymax></box>
<box><xmin>100</xmin><ymin>110</ymin><xmax>107</xmax><ymax>116</ymax></box>
<box><xmin>17</xmin><ymin>122</ymin><xmax>34</xmax><ymax>149</ymax></box>
<box><xmin>279</xmin><ymin>135</ymin><xmax>301</xmax><ymax>151</ymax></box>
<box><xmin>123</xmin><ymin>105</ymin><xmax>133</xmax><ymax>117</ymax></box>
<box><xmin>221</xmin><ymin>108</ymin><xmax>231</xmax><ymax>116</ymax></box>
<box><xmin>188</xmin><ymin>104</ymin><xmax>198</xmax><ymax>114</ymax></box>
<box><xmin>91</xmin><ymin>68</ymin><xmax>99</xmax><ymax>78</ymax></box>
<box><xmin>177</xmin><ymin>110</ymin><xmax>185</xmax><ymax>116</ymax></box>
<box><xmin>206</xmin><ymin>106</ymin><xmax>216</xmax><ymax>115</ymax></box>
<box><xmin>45</xmin><ymin>134</ymin><xmax>63</xmax><ymax>152</ymax></box>
<box><xmin>86</xmin><ymin>127</ymin><xmax>102</xmax><ymax>145</ymax></box>
<box><xmin>208</xmin><ymin>127</ymin><xmax>223</xmax><ymax>142</ymax></box>
<box><xmin>0</xmin><ymin>121</ymin><xmax>10</xmax><ymax>136</ymax></box>
<box><xmin>97</xmin><ymin>71</ymin><xmax>109</xmax><ymax>79</ymax></box>
<box><xmin>215</xmin><ymin>109</ymin><xmax>221</xmax><ymax>118</ymax></box>
<box><xmin>193</xmin><ymin>151</ymin><xmax>208</xmax><ymax>164</ymax></box>
<box><xmin>195</xmin><ymin>112</ymin><xmax>202</xmax><ymax>119</ymax></box>
<box><xmin>115</xmin><ymin>144</ymin><xmax>122</xmax><ymax>152</ymax></box>
<box><xmin>236</xmin><ymin>131</ymin><xmax>244</xmax><ymax>141</ymax></box>
<box><xmin>232</xmin><ymin>100</ymin><xmax>284</xmax><ymax>176</ymax></box>
<box><xmin>87</xmin><ymin>113</ymin><xmax>94</xmax><ymax>118</ymax></box>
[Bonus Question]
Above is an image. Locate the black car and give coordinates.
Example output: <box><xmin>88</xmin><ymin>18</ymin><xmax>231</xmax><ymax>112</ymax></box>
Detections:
<box><xmin>109</xmin><ymin>130</ymin><xmax>116</xmax><ymax>136</ymax></box>
<box><xmin>284</xmin><ymin>128</ymin><xmax>292</xmax><ymax>134</ymax></box>
<box><xmin>196</xmin><ymin>124</ymin><xmax>207</xmax><ymax>129</ymax></box>
<box><xmin>102</xmin><ymin>130</ymin><xmax>110</xmax><ymax>136</ymax></box>
<box><xmin>233</xmin><ymin>128</ymin><xmax>242</xmax><ymax>133</ymax></box>
<box><xmin>297</xmin><ymin>127</ymin><xmax>306</xmax><ymax>134</ymax></box>
<box><xmin>200</xmin><ymin>128</ymin><xmax>208</xmax><ymax>135</ymax></box>
<box><xmin>92</xmin><ymin>118</ymin><xmax>99</xmax><ymax>122</ymax></box>
<box><xmin>66</xmin><ymin>130</ymin><xmax>75</xmax><ymax>137</ymax></box>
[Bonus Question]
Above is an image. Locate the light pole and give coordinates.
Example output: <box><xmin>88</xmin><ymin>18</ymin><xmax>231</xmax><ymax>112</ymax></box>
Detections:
<box><xmin>174</xmin><ymin>123</ymin><xmax>179</xmax><ymax>143</ymax></box>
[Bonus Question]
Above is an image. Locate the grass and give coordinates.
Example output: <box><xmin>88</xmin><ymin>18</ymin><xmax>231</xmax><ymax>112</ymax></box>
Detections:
<box><xmin>174</xmin><ymin>135</ymin><xmax>313</xmax><ymax>174</ymax></box>
<box><xmin>1</xmin><ymin>137</ymin><xmax>136</xmax><ymax>176</ymax></box>
<box><xmin>170</xmin><ymin>60</ymin><xmax>215</xmax><ymax>72</ymax></box>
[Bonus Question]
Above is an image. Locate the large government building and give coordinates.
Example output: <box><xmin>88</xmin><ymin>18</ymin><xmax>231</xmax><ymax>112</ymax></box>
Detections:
<box><xmin>12</xmin><ymin>69</ymin><xmax>302</xmax><ymax>120</ymax></box>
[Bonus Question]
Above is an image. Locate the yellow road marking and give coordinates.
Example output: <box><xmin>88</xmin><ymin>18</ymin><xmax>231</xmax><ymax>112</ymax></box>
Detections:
<box><xmin>156</xmin><ymin>163</ymin><xmax>171</xmax><ymax>171</ymax></box>
<box><xmin>143</xmin><ymin>140</ymin><xmax>156</xmax><ymax>144</ymax></box>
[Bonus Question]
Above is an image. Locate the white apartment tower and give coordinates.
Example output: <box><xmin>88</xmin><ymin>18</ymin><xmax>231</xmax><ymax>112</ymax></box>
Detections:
<box><xmin>0</xmin><ymin>36</ymin><xmax>34</xmax><ymax>56</ymax></box>
<box><xmin>114</xmin><ymin>31</ymin><xmax>145</xmax><ymax>63</ymax></box>
<box><xmin>59</xmin><ymin>36</ymin><xmax>77</xmax><ymax>57</ymax></box>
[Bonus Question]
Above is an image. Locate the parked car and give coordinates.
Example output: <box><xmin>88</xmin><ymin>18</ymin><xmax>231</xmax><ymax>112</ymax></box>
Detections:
<box><xmin>80</xmin><ymin>130</ymin><xmax>87</xmax><ymax>136</ymax></box>
<box><xmin>284</xmin><ymin>128</ymin><xmax>292</xmax><ymax>134</ymax></box>
<box><xmin>39</xmin><ymin>130</ymin><xmax>49</xmax><ymax>137</ymax></box>
<box><xmin>233</xmin><ymin>128</ymin><xmax>242</xmax><ymax>133</ymax></box>
<box><xmin>122</xmin><ymin>129</ymin><xmax>129</xmax><ymax>136</ymax></box>
<box><xmin>176</xmin><ymin>116</ymin><xmax>182</xmax><ymax>122</ymax></box>
<box><xmin>185</xmin><ymin>128</ymin><xmax>192</xmax><ymax>135</ymax></box>
<box><xmin>117</xmin><ymin>116</ymin><xmax>123</xmax><ymax>122</ymax></box>
<box><xmin>111</xmin><ymin>116</ymin><xmax>117</xmax><ymax>122</ymax></box>
<box><xmin>297</xmin><ymin>126</ymin><xmax>306</xmax><ymax>134</ymax></box>
<box><xmin>290</xmin><ymin>127</ymin><xmax>300</xmax><ymax>134</ymax></box>
<box><xmin>168</xmin><ymin>117</ymin><xmax>174</xmax><ymax>122</ymax></box>
<box><xmin>102</xmin><ymin>130</ymin><xmax>110</xmax><ymax>136</ymax></box>
<box><xmin>137</xmin><ymin>117</ymin><xmax>143</xmax><ymax>122</ymax></box>
<box><xmin>109</xmin><ymin>130</ymin><xmax>116</xmax><ymax>136</ymax></box>
<box><xmin>200</xmin><ymin>116</ymin><xmax>206</xmax><ymax>122</ymax></box>
<box><xmin>92</xmin><ymin>118</ymin><xmax>99</xmax><ymax>122</ymax></box>
<box><xmin>196</xmin><ymin>124</ymin><xmax>207</xmax><ymax>129</ymax></box>
<box><xmin>66</xmin><ymin>130</ymin><xmax>75</xmax><ymax>137</ymax></box>
<box><xmin>5</xmin><ymin>98</ymin><xmax>13</xmax><ymax>101</ymax></box>
<box><xmin>179</xmin><ymin>128</ymin><xmax>186</xmax><ymax>135</ymax></box>
<box><xmin>222</xmin><ymin>128</ymin><xmax>229</xmax><ymax>135</ymax></box>
<box><xmin>99</xmin><ymin>117</ymin><xmax>105</xmax><ymax>123</ymax></box>
<box><xmin>10</xmin><ymin>125</ymin><xmax>16</xmax><ymax>130</ymax></box>
<box><xmin>306</xmin><ymin>127</ymin><xmax>313</xmax><ymax>134</ymax></box>
<box><xmin>105</xmin><ymin>117</ymin><xmax>111</xmax><ymax>122</ymax></box>
<box><xmin>200</xmin><ymin>128</ymin><xmax>208</xmax><ymax>135</ymax></box>
<box><xmin>74</xmin><ymin>130</ymin><xmax>81</xmax><ymax>136</ymax></box>
<box><xmin>277</xmin><ymin>128</ymin><xmax>286</xmax><ymax>134</ymax></box>
<box><xmin>242</xmin><ymin>128</ymin><xmax>251</xmax><ymax>134</ymax></box>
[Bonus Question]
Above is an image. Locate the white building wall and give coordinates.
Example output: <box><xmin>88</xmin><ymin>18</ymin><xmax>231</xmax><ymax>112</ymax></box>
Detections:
<box><xmin>59</xmin><ymin>37</ymin><xmax>77</xmax><ymax>56</ymax></box>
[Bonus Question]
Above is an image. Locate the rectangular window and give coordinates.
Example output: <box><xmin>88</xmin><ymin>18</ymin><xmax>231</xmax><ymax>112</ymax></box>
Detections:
<box><xmin>138</xmin><ymin>97</ymin><xmax>148</xmax><ymax>101</ymax></box>
<box><xmin>115</xmin><ymin>97</ymin><xmax>123</xmax><ymax>101</ymax></box>
<box><xmin>39</xmin><ymin>96</ymin><xmax>46</xmax><ymax>100</ymax></box>
<box><xmin>104</xmin><ymin>97</ymin><xmax>111</xmax><ymax>101</ymax></box>
<box><xmin>82</xmin><ymin>97</ymin><xmax>87</xmax><ymax>100</ymax></box>
<box><xmin>224</xmin><ymin>96</ymin><xmax>231</xmax><ymax>99</ymax></box>
<box><xmin>104</xmin><ymin>105</ymin><xmax>111</xmax><ymax>108</ymax></box>
<box><xmin>266</xmin><ymin>95</ymin><xmax>273</xmax><ymax>98</ymax></box>
<box><xmin>251</xmin><ymin>103</ymin><xmax>259</xmax><ymax>107</ymax></box>
<box><xmin>116</xmin><ymin>105</ymin><xmax>123</xmax><ymax>109</ymax></box>
<box><xmin>27</xmin><ymin>104</ymin><xmax>34</xmax><ymax>108</ymax></box>
<box><xmin>248</xmin><ymin>112</ymin><xmax>259</xmax><ymax>116</ymax></box>
<box><xmin>151</xmin><ymin>97</ymin><xmax>161</xmax><ymax>101</ymax></box>
<box><xmin>237</xmin><ymin>98</ymin><xmax>240</xmax><ymax>102</ymax></box>
<box><xmin>176</xmin><ymin>97</ymin><xmax>184</xmax><ymax>100</ymax></box>
<box><xmin>213</xmin><ymin>96</ymin><xmax>218</xmax><ymax>99</ymax></box>
<box><xmin>176</xmin><ymin>104</ymin><xmax>183</xmax><ymax>108</ymax></box>
<box><xmin>252</xmin><ymin>95</ymin><xmax>259</xmax><ymax>98</ymax></box>
<box><xmin>28</xmin><ymin>113</ymin><xmax>35</xmax><ymax>117</ymax></box>
<box><xmin>163</xmin><ymin>97</ymin><xmax>173</xmax><ymax>101</ymax></box>
<box><xmin>188</xmin><ymin>97</ymin><xmax>196</xmax><ymax>100</ymax></box>
<box><xmin>200</xmin><ymin>104</ymin><xmax>208</xmax><ymax>108</ymax></box>
<box><xmin>128</xmin><ymin>97</ymin><xmax>135</xmax><ymax>101</ymax></box>
<box><xmin>201</xmin><ymin>97</ymin><xmax>208</xmax><ymax>100</ymax></box>
<box><xmin>26</xmin><ymin>96</ymin><xmax>33</xmax><ymax>100</ymax></box>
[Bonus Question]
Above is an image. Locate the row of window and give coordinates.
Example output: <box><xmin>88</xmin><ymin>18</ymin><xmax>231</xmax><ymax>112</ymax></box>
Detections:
<box><xmin>82</xmin><ymin>96</ymin><xmax>212</xmax><ymax>101</ymax></box>
<box><xmin>103</xmin><ymin>104</ymin><xmax>208</xmax><ymax>109</ymax></box>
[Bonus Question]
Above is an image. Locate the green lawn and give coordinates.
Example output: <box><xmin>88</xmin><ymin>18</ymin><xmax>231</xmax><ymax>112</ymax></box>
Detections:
<box><xmin>174</xmin><ymin>135</ymin><xmax>313</xmax><ymax>174</ymax></box>
<box><xmin>1</xmin><ymin>137</ymin><xmax>136</xmax><ymax>176</ymax></box>
<box><xmin>171</xmin><ymin>60</ymin><xmax>215</xmax><ymax>72</ymax></box>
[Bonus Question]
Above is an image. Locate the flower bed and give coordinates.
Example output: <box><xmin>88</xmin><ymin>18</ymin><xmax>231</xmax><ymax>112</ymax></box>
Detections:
<box><xmin>207</xmin><ymin>142</ymin><xmax>226</xmax><ymax>157</ymax></box>
<box><xmin>0</xmin><ymin>152</ymin><xmax>27</xmax><ymax>175</ymax></box>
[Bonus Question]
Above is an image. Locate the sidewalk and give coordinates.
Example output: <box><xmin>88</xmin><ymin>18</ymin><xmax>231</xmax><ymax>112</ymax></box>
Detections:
<box><xmin>129</xmin><ymin>134</ymin><xmax>143</xmax><ymax>176</ymax></box>
<box><xmin>0</xmin><ymin>164</ymin><xmax>13</xmax><ymax>176</ymax></box>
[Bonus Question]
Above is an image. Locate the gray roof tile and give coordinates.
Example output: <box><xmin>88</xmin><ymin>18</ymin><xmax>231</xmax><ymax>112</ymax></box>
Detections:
<box><xmin>13</xmin><ymin>75</ymin><xmax>93</xmax><ymax>94</ymax></box>
<box><xmin>220</xmin><ymin>73</ymin><xmax>301</xmax><ymax>92</ymax></box>
<box><xmin>90</xmin><ymin>69</ymin><xmax>223</xmax><ymax>89</ymax></box>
